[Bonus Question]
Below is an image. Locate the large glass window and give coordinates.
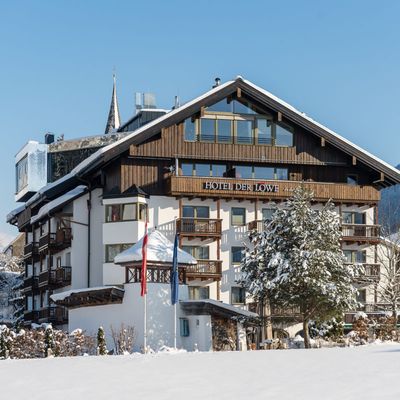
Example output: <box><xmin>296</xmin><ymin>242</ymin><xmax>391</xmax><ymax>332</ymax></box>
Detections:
<box><xmin>105</xmin><ymin>243</ymin><xmax>134</xmax><ymax>263</ymax></box>
<box><xmin>200</xmin><ymin>119</ymin><xmax>215</xmax><ymax>142</ymax></box>
<box><xmin>254</xmin><ymin>166</ymin><xmax>275</xmax><ymax>180</ymax></box>
<box><xmin>256</xmin><ymin>119</ymin><xmax>272</xmax><ymax>145</ymax></box>
<box><xmin>105</xmin><ymin>203</ymin><xmax>147</xmax><ymax>222</ymax></box>
<box><xmin>195</xmin><ymin>163</ymin><xmax>211</xmax><ymax>177</ymax></box>
<box><xmin>188</xmin><ymin>286</ymin><xmax>210</xmax><ymax>300</ymax></box>
<box><xmin>232</xmin><ymin>246</ymin><xmax>245</xmax><ymax>263</ymax></box>
<box><xmin>211</xmin><ymin>164</ymin><xmax>226</xmax><ymax>177</ymax></box>
<box><xmin>276</xmin><ymin>168</ymin><xmax>288</xmax><ymax>180</ymax></box>
<box><xmin>233</xmin><ymin>99</ymin><xmax>257</xmax><ymax>114</ymax></box>
<box><xmin>262</xmin><ymin>208</ymin><xmax>275</xmax><ymax>221</ymax></box>
<box><xmin>276</xmin><ymin>123</ymin><xmax>294</xmax><ymax>146</ymax></box>
<box><xmin>207</xmin><ymin>99</ymin><xmax>232</xmax><ymax>113</ymax></box>
<box><xmin>217</xmin><ymin>119</ymin><xmax>233</xmax><ymax>143</ymax></box>
<box><xmin>231</xmin><ymin>208</ymin><xmax>246</xmax><ymax>226</ymax></box>
<box><xmin>231</xmin><ymin>287</ymin><xmax>246</xmax><ymax>304</ymax></box>
<box><xmin>234</xmin><ymin>165</ymin><xmax>288</xmax><ymax>180</ymax></box>
<box><xmin>184</xmin><ymin>118</ymin><xmax>196</xmax><ymax>141</ymax></box>
<box><xmin>182</xmin><ymin>206</ymin><xmax>209</xmax><ymax>219</ymax></box>
<box><xmin>181</xmin><ymin>163</ymin><xmax>227</xmax><ymax>177</ymax></box>
<box><xmin>344</xmin><ymin>250</ymin><xmax>366</xmax><ymax>263</ymax></box>
<box><xmin>235</xmin><ymin>120</ymin><xmax>253</xmax><ymax>144</ymax></box>
<box><xmin>235</xmin><ymin>165</ymin><xmax>253</xmax><ymax>179</ymax></box>
<box><xmin>181</xmin><ymin>163</ymin><xmax>194</xmax><ymax>176</ymax></box>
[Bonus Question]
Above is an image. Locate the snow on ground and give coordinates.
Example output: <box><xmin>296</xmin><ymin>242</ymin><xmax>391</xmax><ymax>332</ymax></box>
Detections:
<box><xmin>1</xmin><ymin>344</ymin><xmax>400</xmax><ymax>400</ymax></box>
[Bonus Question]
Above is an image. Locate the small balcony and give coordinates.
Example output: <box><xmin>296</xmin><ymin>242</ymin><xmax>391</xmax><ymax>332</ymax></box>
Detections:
<box><xmin>23</xmin><ymin>275</ymin><xmax>39</xmax><ymax>293</ymax></box>
<box><xmin>38</xmin><ymin>306</ymin><xmax>68</xmax><ymax>325</ymax></box>
<box><xmin>24</xmin><ymin>310</ymin><xmax>40</xmax><ymax>324</ymax></box>
<box><xmin>344</xmin><ymin>303</ymin><xmax>391</xmax><ymax>324</ymax></box>
<box><xmin>344</xmin><ymin>263</ymin><xmax>380</xmax><ymax>281</ymax></box>
<box><xmin>186</xmin><ymin>260</ymin><xmax>222</xmax><ymax>281</ymax></box>
<box><xmin>247</xmin><ymin>220</ymin><xmax>264</xmax><ymax>233</ymax></box>
<box><xmin>39</xmin><ymin>228</ymin><xmax>72</xmax><ymax>253</ymax></box>
<box><xmin>38</xmin><ymin>266</ymin><xmax>72</xmax><ymax>288</ymax></box>
<box><xmin>23</xmin><ymin>242</ymin><xmax>39</xmax><ymax>259</ymax></box>
<box><xmin>341</xmin><ymin>224</ymin><xmax>380</xmax><ymax>244</ymax></box>
<box><xmin>176</xmin><ymin>218</ymin><xmax>222</xmax><ymax>239</ymax></box>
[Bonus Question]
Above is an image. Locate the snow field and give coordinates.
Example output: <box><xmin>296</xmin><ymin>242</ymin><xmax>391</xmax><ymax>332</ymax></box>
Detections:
<box><xmin>1</xmin><ymin>344</ymin><xmax>400</xmax><ymax>400</ymax></box>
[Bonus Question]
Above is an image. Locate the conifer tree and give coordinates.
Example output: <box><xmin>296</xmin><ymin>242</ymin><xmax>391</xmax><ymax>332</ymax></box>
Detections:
<box><xmin>240</xmin><ymin>186</ymin><xmax>358</xmax><ymax>348</ymax></box>
<box><xmin>97</xmin><ymin>327</ymin><xmax>107</xmax><ymax>355</ymax></box>
<box><xmin>44</xmin><ymin>325</ymin><xmax>55</xmax><ymax>357</ymax></box>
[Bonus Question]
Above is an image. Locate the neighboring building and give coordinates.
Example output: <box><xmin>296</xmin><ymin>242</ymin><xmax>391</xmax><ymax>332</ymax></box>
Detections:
<box><xmin>7</xmin><ymin>76</ymin><xmax>400</xmax><ymax>348</ymax></box>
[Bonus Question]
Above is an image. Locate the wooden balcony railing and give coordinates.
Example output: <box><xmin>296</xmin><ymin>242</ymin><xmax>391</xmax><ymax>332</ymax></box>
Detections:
<box><xmin>247</xmin><ymin>220</ymin><xmax>264</xmax><ymax>232</ymax></box>
<box><xmin>176</xmin><ymin>218</ymin><xmax>222</xmax><ymax>238</ymax></box>
<box><xmin>38</xmin><ymin>306</ymin><xmax>68</xmax><ymax>325</ymax></box>
<box><xmin>38</xmin><ymin>228</ymin><xmax>72</xmax><ymax>253</ymax></box>
<box><xmin>344</xmin><ymin>303</ymin><xmax>392</xmax><ymax>323</ymax></box>
<box><xmin>24</xmin><ymin>310</ymin><xmax>40</xmax><ymax>323</ymax></box>
<box><xmin>186</xmin><ymin>260</ymin><xmax>222</xmax><ymax>280</ymax></box>
<box><xmin>270</xmin><ymin>305</ymin><xmax>301</xmax><ymax>317</ymax></box>
<box><xmin>38</xmin><ymin>266</ymin><xmax>72</xmax><ymax>288</ymax></box>
<box><xmin>125</xmin><ymin>265</ymin><xmax>186</xmax><ymax>285</ymax></box>
<box><xmin>341</xmin><ymin>224</ymin><xmax>380</xmax><ymax>243</ymax></box>
<box><xmin>23</xmin><ymin>242</ymin><xmax>39</xmax><ymax>259</ymax></box>
<box><xmin>344</xmin><ymin>263</ymin><xmax>380</xmax><ymax>280</ymax></box>
<box><xmin>23</xmin><ymin>275</ymin><xmax>38</xmax><ymax>291</ymax></box>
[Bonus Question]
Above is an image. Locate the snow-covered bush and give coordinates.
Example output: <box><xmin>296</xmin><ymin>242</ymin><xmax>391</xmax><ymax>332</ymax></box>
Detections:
<box><xmin>110</xmin><ymin>324</ymin><xmax>135</xmax><ymax>355</ymax></box>
<box><xmin>309</xmin><ymin>317</ymin><xmax>344</xmax><ymax>341</ymax></box>
<box><xmin>97</xmin><ymin>327</ymin><xmax>107</xmax><ymax>355</ymax></box>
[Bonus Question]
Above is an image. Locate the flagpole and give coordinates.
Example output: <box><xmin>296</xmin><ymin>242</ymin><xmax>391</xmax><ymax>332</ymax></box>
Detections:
<box><xmin>174</xmin><ymin>301</ymin><xmax>177</xmax><ymax>349</ymax></box>
<box><xmin>144</xmin><ymin>292</ymin><xmax>147</xmax><ymax>353</ymax></box>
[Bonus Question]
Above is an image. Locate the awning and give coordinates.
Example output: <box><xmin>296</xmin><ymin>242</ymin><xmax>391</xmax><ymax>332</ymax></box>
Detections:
<box><xmin>51</xmin><ymin>286</ymin><xmax>124</xmax><ymax>309</ymax></box>
<box><xmin>180</xmin><ymin>299</ymin><xmax>259</xmax><ymax>320</ymax></box>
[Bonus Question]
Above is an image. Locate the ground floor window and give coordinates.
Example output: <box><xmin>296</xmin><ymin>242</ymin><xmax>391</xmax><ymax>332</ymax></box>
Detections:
<box><xmin>180</xmin><ymin>318</ymin><xmax>190</xmax><ymax>337</ymax></box>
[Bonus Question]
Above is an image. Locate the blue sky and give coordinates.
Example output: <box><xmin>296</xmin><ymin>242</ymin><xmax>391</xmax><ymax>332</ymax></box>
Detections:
<box><xmin>1</xmin><ymin>0</ymin><xmax>399</xmax><ymax>240</ymax></box>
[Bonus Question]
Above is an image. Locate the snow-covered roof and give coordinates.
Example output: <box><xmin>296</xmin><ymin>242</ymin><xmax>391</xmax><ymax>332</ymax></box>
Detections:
<box><xmin>114</xmin><ymin>230</ymin><xmax>197</xmax><ymax>265</ymax></box>
<box><xmin>50</xmin><ymin>286</ymin><xmax>122</xmax><ymax>302</ymax></box>
<box><xmin>6</xmin><ymin>204</ymin><xmax>26</xmax><ymax>224</ymax></box>
<box><xmin>31</xmin><ymin>185</ymin><xmax>87</xmax><ymax>224</ymax></box>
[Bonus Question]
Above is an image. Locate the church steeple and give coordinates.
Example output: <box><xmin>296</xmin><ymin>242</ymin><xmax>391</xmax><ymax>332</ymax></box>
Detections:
<box><xmin>105</xmin><ymin>73</ymin><xmax>121</xmax><ymax>134</ymax></box>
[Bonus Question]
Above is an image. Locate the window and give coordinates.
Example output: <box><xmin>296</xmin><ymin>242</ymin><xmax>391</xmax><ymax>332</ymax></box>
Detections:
<box><xmin>342</xmin><ymin>212</ymin><xmax>365</xmax><ymax>225</ymax></box>
<box><xmin>188</xmin><ymin>286</ymin><xmax>210</xmax><ymax>300</ymax></box>
<box><xmin>184</xmin><ymin>118</ymin><xmax>197</xmax><ymax>141</ymax></box>
<box><xmin>356</xmin><ymin>289</ymin><xmax>366</xmax><ymax>303</ymax></box>
<box><xmin>344</xmin><ymin>250</ymin><xmax>366</xmax><ymax>263</ymax></box>
<box><xmin>275</xmin><ymin>123</ymin><xmax>293</xmax><ymax>146</ymax></box>
<box><xmin>105</xmin><ymin>203</ymin><xmax>147</xmax><ymax>222</ymax></box>
<box><xmin>233</xmin><ymin>99</ymin><xmax>257</xmax><ymax>114</ymax></box>
<box><xmin>232</xmin><ymin>246</ymin><xmax>245</xmax><ymax>263</ymax></box>
<box><xmin>347</xmin><ymin>175</ymin><xmax>358</xmax><ymax>185</ymax></box>
<box><xmin>231</xmin><ymin>208</ymin><xmax>246</xmax><ymax>226</ymax></box>
<box><xmin>195</xmin><ymin>163</ymin><xmax>211</xmax><ymax>177</ymax></box>
<box><xmin>16</xmin><ymin>155</ymin><xmax>28</xmax><ymax>193</ymax></box>
<box><xmin>181</xmin><ymin>163</ymin><xmax>226</xmax><ymax>177</ymax></box>
<box><xmin>234</xmin><ymin>165</ymin><xmax>288</xmax><ymax>180</ymax></box>
<box><xmin>231</xmin><ymin>287</ymin><xmax>246</xmax><ymax>304</ymax></box>
<box><xmin>235</xmin><ymin>120</ymin><xmax>253</xmax><ymax>144</ymax></box>
<box><xmin>216</xmin><ymin>119</ymin><xmax>233</xmax><ymax>143</ymax></box>
<box><xmin>256</xmin><ymin>118</ymin><xmax>272</xmax><ymax>145</ymax></box>
<box><xmin>181</xmin><ymin>163</ymin><xmax>194</xmax><ymax>176</ymax></box>
<box><xmin>182</xmin><ymin>246</ymin><xmax>209</xmax><ymax>260</ymax></box>
<box><xmin>179</xmin><ymin>318</ymin><xmax>190</xmax><ymax>337</ymax></box>
<box><xmin>207</xmin><ymin>99</ymin><xmax>233</xmax><ymax>113</ymax></box>
<box><xmin>105</xmin><ymin>243</ymin><xmax>134</xmax><ymax>263</ymax></box>
<box><xmin>200</xmin><ymin>119</ymin><xmax>215</xmax><ymax>142</ymax></box>
<box><xmin>262</xmin><ymin>208</ymin><xmax>275</xmax><ymax>221</ymax></box>
<box><xmin>211</xmin><ymin>164</ymin><xmax>226</xmax><ymax>177</ymax></box>
<box><xmin>182</xmin><ymin>206</ymin><xmax>209</xmax><ymax>219</ymax></box>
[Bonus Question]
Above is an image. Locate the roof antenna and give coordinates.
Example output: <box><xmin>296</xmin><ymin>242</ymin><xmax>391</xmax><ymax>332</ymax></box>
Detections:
<box><xmin>173</xmin><ymin>95</ymin><xmax>180</xmax><ymax>109</ymax></box>
<box><xmin>212</xmin><ymin>77</ymin><xmax>221</xmax><ymax>88</ymax></box>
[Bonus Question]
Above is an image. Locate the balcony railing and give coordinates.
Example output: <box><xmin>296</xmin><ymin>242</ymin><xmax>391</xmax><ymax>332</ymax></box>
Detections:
<box><xmin>186</xmin><ymin>260</ymin><xmax>222</xmax><ymax>280</ymax></box>
<box><xmin>247</xmin><ymin>220</ymin><xmax>264</xmax><ymax>232</ymax></box>
<box><xmin>38</xmin><ymin>228</ymin><xmax>72</xmax><ymax>253</ymax></box>
<box><xmin>341</xmin><ymin>224</ymin><xmax>380</xmax><ymax>243</ymax></box>
<box><xmin>176</xmin><ymin>218</ymin><xmax>222</xmax><ymax>238</ymax></box>
<box><xmin>23</xmin><ymin>275</ymin><xmax>39</xmax><ymax>292</ymax></box>
<box><xmin>38</xmin><ymin>266</ymin><xmax>72</xmax><ymax>288</ymax></box>
<box><xmin>270</xmin><ymin>305</ymin><xmax>301</xmax><ymax>317</ymax></box>
<box><xmin>23</xmin><ymin>242</ymin><xmax>39</xmax><ymax>259</ymax></box>
<box><xmin>344</xmin><ymin>303</ymin><xmax>392</xmax><ymax>323</ymax></box>
<box><xmin>344</xmin><ymin>263</ymin><xmax>380</xmax><ymax>280</ymax></box>
<box><xmin>38</xmin><ymin>306</ymin><xmax>68</xmax><ymax>325</ymax></box>
<box><xmin>24</xmin><ymin>310</ymin><xmax>40</xmax><ymax>323</ymax></box>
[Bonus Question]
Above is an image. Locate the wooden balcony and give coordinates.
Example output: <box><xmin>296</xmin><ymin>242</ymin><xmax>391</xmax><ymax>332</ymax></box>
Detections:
<box><xmin>168</xmin><ymin>176</ymin><xmax>380</xmax><ymax>203</ymax></box>
<box><xmin>341</xmin><ymin>224</ymin><xmax>380</xmax><ymax>244</ymax></box>
<box><xmin>38</xmin><ymin>228</ymin><xmax>72</xmax><ymax>253</ymax></box>
<box><xmin>23</xmin><ymin>242</ymin><xmax>39</xmax><ymax>260</ymax></box>
<box><xmin>23</xmin><ymin>275</ymin><xmax>38</xmax><ymax>293</ymax></box>
<box><xmin>24</xmin><ymin>310</ymin><xmax>40</xmax><ymax>324</ymax></box>
<box><xmin>186</xmin><ymin>260</ymin><xmax>222</xmax><ymax>281</ymax></box>
<box><xmin>247</xmin><ymin>220</ymin><xmax>264</xmax><ymax>232</ymax></box>
<box><xmin>176</xmin><ymin>218</ymin><xmax>222</xmax><ymax>239</ymax></box>
<box><xmin>344</xmin><ymin>303</ymin><xmax>391</xmax><ymax>324</ymax></box>
<box><xmin>344</xmin><ymin>263</ymin><xmax>380</xmax><ymax>281</ymax></box>
<box><xmin>270</xmin><ymin>305</ymin><xmax>301</xmax><ymax>318</ymax></box>
<box><xmin>125</xmin><ymin>265</ymin><xmax>186</xmax><ymax>284</ymax></box>
<box><xmin>38</xmin><ymin>266</ymin><xmax>72</xmax><ymax>288</ymax></box>
<box><xmin>38</xmin><ymin>306</ymin><xmax>68</xmax><ymax>325</ymax></box>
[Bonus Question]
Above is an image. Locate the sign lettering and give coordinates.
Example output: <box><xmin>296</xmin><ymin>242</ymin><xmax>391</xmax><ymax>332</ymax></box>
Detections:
<box><xmin>203</xmin><ymin>181</ymin><xmax>279</xmax><ymax>193</ymax></box>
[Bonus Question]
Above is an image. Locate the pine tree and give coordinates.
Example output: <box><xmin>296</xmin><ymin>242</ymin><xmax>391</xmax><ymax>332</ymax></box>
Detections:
<box><xmin>44</xmin><ymin>325</ymin><xmax>55</xmax><ymax>357</ymax></box>
<box><xmin>240</xmin><ymin>186</ymin><xmax>358</xmax><ymax>348</ymax></box>
<box><xmin>97</xmin><ymin>327</ymin><xmax>107</xmax><ymax>355</ymax></box>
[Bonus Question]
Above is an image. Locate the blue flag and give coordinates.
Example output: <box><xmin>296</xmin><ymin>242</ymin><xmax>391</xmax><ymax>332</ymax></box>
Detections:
<box><xmin>171</xmin><ymin>233</ymin><xmax>179</xmax><ymax>305</ymax></box>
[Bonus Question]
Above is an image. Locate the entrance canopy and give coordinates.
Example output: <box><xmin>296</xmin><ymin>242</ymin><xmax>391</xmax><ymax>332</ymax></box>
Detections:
<box><xmin>113</xmin><ymin>229</ymin><xmax>197</xmax><ymax>266</ymax></box>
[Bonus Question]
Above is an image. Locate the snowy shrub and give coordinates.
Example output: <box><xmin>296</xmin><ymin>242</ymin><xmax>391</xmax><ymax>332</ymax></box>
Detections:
<box><xmin>110</xmin><ymin>324</ymin><xmax>135</xmax><ymax>355</ymax></box>
<box><xmin>375</xmin><ymin>316</ymin><xmax>398</xmax><ymax>341</ymax></box>
<box><xmin>97</xmin><ymin>327</ymin><xmax>107</xmax><ymax>355</ymax></box>
<box><xmin>309</xmin><ymin>318</ymin><xmax>344</xmax><ymax>341</ymax></box>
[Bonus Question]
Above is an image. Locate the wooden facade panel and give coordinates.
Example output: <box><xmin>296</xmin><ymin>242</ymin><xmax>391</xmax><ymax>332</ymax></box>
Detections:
<box><xmin>168</xmin><ymin>176</ymin><xmax>380</xmax><ymax>203</ymax></box>
<box><xmin>129</xmin><ymin>121</ymin><xmax>350</xmax><ymax>166</ymax></box>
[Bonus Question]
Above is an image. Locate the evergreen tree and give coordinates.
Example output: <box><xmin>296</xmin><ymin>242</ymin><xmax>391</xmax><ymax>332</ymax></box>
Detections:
<box><xmin>44</xmin><ymin>325</ymin><xmax>55</xmax><ymax>357</ymax></box>
<box><xmin>97</xmin><ymin>327</ymin><xmax>107</xmax><ymax>355</ymax></box>
<box><xmin>240</xmin><ymin>186</ymin><xmax>358</xmax><ymax>348</ymax></box>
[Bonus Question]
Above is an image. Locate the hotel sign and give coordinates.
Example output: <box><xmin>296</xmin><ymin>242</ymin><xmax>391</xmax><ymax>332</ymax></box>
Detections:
<box><xmin>204</xmin><ymin>181</ymin><xmax>279</xmax><ymax>193</ymax></box>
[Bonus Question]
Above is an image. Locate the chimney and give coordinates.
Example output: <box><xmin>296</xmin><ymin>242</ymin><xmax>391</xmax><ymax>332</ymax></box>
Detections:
<box><xmin>212</xmin><ymin>77</ymin><xmax>221</xmax><ymax>88</ymax></box>
<box><xmin>45</xmin><ymin>133</ymin><xmax>55</xmax><ymax>144</ymax></box>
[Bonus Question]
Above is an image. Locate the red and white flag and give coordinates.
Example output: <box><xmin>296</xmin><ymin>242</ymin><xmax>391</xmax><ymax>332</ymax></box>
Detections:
<box><xmin>141</xmin><ymin>221</ymin><xmax>148</xmax><ymax>297</ymax></box>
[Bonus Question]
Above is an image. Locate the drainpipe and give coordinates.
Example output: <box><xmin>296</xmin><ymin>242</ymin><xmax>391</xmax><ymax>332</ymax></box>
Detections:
<box><xmin>87</xmin><ymin>189</ymin><xmax>92</xmax><ymax>288</ymax></box>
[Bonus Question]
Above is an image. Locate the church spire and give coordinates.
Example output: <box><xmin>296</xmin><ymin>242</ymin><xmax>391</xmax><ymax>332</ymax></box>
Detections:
<box><xmin>105</xmin><ymin>73</ymin><xmax>121</xmax><ymax>134</ymax></box>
